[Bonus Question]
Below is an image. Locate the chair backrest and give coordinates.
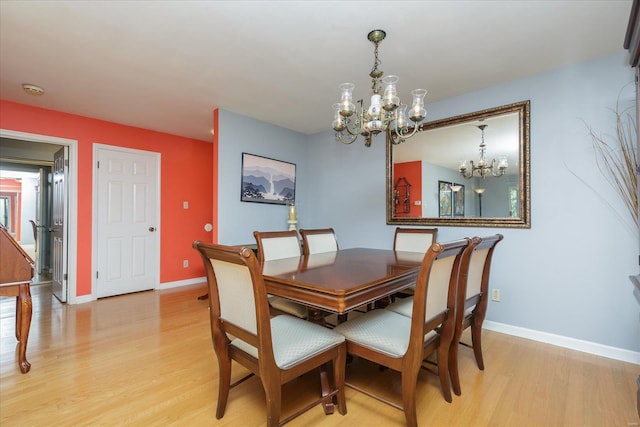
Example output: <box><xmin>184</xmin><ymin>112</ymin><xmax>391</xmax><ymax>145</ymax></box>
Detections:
<box><xmin>29</xmin><ymin>220</ymin><xmax>38</xmax><ymax>242</ymax></box>
<box><xmin>407</xmin><ymin>238</ymin><xmax>472</xmax><ymax>357</ymax></box>
<box><xmin>192</xmin><ymin>241</ymin><xmax>276</xmax><ymax>364</ymax></box>
<box><xmin>253</xmin><ymin>230</ymin><xmax>301</xmax><ymax>262</ymax></box>
<box><xmin>299</xmin><ymin>228</ymin><xmax>338</xmax><ymax>255</ymax></box>
<box><xmin>393</xmin><ymin>227</ymin><xmax>438</xmax><ymax>253</ymax></box>
<box><xmin>458</xmin><ymin>234</ymin><xmax>503</xmax><ymax>316</ymax></box>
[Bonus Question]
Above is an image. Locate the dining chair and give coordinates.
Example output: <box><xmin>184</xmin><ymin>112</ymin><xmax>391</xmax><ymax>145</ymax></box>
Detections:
<box><xmin>28</xmin><ymin>220</ymin><xmax>38</xmax><ymax>252</ymax></box>
<box><xmin>299</xmin><ymin>228</ymin><xmax>355</xmax><ymax>325</ymax></box>
<box><xmin>299</xmin><ymin>228</ymin><xmax>338</xmax><ymax>255</ymax></box>
<box><xmin>393</xmin><ymin>227</ymin><xmax>438</xmax><ymax>296</ymax></box>
<box><xmin>192</xmin><ymin>241</ymin><xmax>347</xmax><ymax>426</ymax></box>
<box><xmin>334</xmin><ymin>239</ymin><xmax>472</xmax><ymax>427</ymax></box>
<box><xmin>254</xmin><ymin>230</ymin><xmax>308</xmax><ymax>319</ymax></box>
<box><xmin>448</xmin><ymin>234</ymin><xmax>503</xmax><ymax>396</ymax></box>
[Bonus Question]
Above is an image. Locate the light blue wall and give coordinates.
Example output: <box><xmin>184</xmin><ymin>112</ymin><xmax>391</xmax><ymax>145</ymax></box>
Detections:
<box><xmin>217</xmin><ymin>110</ymin><xmax>308</xmax><ymax>245</ymax></box>
<box><xmin>216</xmin><ymin>50</ymin><xmax>638</xmax><ymax>354</ymax></box>
<box><xmin>305</xmin><ymin>50</ymin><xmax>638</xmax><ymax>353</ymax></box>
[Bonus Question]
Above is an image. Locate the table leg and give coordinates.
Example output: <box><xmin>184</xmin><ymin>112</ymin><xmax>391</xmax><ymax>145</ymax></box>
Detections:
<box><xmin>17</xmin><ymin>284</ymin><xmax>32</xmax><ymax>374</ymax></box>
<box><xmin>307</xmin><ymin>308</ymin><xmax>335</xmax><ymax>415</ymax></box>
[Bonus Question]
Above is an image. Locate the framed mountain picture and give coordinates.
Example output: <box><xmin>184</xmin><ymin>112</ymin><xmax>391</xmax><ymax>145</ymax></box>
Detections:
<box><xmin>241</xmin><ymin>153</ymin><xmax>296</xmax><ymax>205</ymax></box>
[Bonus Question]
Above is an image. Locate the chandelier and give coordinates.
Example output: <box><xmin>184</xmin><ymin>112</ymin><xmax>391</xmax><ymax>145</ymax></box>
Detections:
<box><xmin>459</xmin><ymin>124</ymin><xmax>508</xmax><ymax>179</ymax></box>
<box><xmin>331</xmin><ymin>29</ymin><xmax>427</xmax><ymax>147</ymax></box>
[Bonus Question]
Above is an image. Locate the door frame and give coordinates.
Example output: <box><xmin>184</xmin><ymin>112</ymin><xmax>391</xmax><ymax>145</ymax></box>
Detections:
<box><xmin>0</xmin><ymin>129</ymin><xmax>79</xmax><ymax>303</ymax></box>
<box><xmin>91</xmin><ymin>144</ymin><xmax>161</xmax><ymax>299</ymax></box>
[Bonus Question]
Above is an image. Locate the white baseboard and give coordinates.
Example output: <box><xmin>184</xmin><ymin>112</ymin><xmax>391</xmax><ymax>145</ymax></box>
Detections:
<box><xmin>71</xmin><ymin>294</ymin><xmax>94</xmax><ymax>305</ymax></box>
<box><xmin>159</xmin><ymin>277</ymin><xmax>206</xmax><ymax>289</ymax></box>
<box><xmin>483</xmin><ymin>320</ymin><xmax>640</xmax><ymax>365</ymax></box>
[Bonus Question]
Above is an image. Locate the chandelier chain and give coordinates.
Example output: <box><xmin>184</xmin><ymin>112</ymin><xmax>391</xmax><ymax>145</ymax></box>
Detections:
<box><xmin>370</xmin><ymin>42</ymin><xmax>382</xmax><ymax>94</ymax></box>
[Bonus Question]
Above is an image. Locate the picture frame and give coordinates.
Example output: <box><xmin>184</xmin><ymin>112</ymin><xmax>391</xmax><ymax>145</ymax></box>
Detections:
<box><xmin>438</xmin><ymin>181</ymin><xmax>452</xmax><ymax>217</ymax></box>
<box><xmin>241</xmin><ymin>153</ymin><xmax>296</xmax><ymax>205</ymax></box>
<box><xmin>439</xmin><ymin>181</ymin><xmax>465</xmax><ymax>217</ymax></box>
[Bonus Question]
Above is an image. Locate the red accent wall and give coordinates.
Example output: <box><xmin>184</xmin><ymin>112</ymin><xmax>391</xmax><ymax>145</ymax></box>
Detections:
<box><xmin>0</xmin><ymin>100</ymin><xmax>214</xmax><ymax>297</ymax></box>
<box><xmin>393</xmin><ymin>161</ymin><xmax>422</xmax><ymax>217</ymax></box>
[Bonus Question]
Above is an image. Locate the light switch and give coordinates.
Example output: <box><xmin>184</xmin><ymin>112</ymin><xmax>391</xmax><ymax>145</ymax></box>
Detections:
<box><xmin>183</xmin><ymin>201</ymin><xmax>189</xmax><ymax>209</ymax></box>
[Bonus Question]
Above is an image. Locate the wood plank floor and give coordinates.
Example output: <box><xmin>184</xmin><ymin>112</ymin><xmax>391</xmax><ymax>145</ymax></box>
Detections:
<box><xmin>1</xmin><ymin>283</ymin><xmax>638</xmax><ymax>426</ymax></box>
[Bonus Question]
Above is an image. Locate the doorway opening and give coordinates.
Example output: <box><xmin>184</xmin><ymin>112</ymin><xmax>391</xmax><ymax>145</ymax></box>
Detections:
<box><xmin>0</xmin><ymin>162</ymin><xmax>54</xmax><ymax>285</ymax></box>
<box><xmin>0</xmin><ymin>131</ymin><xmax>78</xmax><ymax>303</ymax></box>
<box><xmin>0</xmin><ymin>138</ymin><xmax>62</xmax><ymax>285</ymax></box>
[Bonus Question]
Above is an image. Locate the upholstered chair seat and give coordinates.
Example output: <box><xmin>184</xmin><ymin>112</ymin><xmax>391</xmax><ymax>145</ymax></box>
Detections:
<box><xmin>384</xmin><ymin>295</ymin><xmax>413</xmax><ymax>317</ymax></box>
<box><xmin>231</xmin><ymin>315</ymin><xmax>345</xmax><ymax>369</ymax></box>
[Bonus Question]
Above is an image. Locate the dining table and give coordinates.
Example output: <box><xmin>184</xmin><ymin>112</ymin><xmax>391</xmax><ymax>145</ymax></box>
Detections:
<box><xmin>261</xmin><ymin>247</ymin><xmax>425</xmax><ymax>413</ymax></box>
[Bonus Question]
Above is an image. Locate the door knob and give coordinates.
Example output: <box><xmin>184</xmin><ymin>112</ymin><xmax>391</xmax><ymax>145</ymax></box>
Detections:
<box><xmin>148</xmin><ymin>227</ymin><xmax>156</xmax><ymax>232</ymax></box>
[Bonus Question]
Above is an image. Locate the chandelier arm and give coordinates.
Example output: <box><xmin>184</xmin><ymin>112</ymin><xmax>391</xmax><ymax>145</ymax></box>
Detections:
<box><xmin>341</xmin><ymin>99</ymin><xmax>365</xmax><ymax>136</ymax></box>
<box><xmin>387</xmin><ymin>128</ymin><xmax>404</xmax><ymax>145</ymax></box>
<box><xmin>343</xmin><ymin>121</ymin><xmax>362</xmax><ymax>136</ymax></box>
<box><xmin>395</xmin><ymin>123</ymin><xmax>420</xmax><ymax>141</ymax></box>
<box><xmin>335</xmin><ymin>131</ymin><xmax>358</xmax><ymax>145</ymax></box>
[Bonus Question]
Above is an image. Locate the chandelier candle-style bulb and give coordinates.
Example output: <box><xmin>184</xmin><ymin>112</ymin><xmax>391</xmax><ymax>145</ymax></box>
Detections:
<box><xmin>396</xmin><ymin>104</ymin><xmax>408</xmax><ymax>129</ymax></box>
<box><xmin>339</xmin><ymin>83</ymin><xmax>356</xmax><ymax>117</ymax></box>
<box><xmin>332</xmin><ymin>103</ymin><xmax>345</xmax><ymax>131</ymax></box>
<box><xmin>409</xmin><ymin>89</ymin><xmax>427</xmax><ymax>122</ymax></box>
<box><xmin>382</xmin><ymin>75</ymin><xmax>400</xmax><ymax>111</ymax></box>
<box><xmin>459</xmin><ymin>160</ymin><xmax>468</xmax><ymax>173</ymax></box>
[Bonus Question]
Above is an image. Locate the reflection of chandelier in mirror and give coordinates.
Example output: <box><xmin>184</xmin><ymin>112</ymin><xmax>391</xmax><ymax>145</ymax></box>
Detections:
<box><xmin>332</xmin><ymin>29</ymin><xmax>428</xmax><ymax>148</ymax></box>
<box><xmin>459</xmin><ymin>124</ymin><xmax>508</xmax><ymax>179</ymax></box>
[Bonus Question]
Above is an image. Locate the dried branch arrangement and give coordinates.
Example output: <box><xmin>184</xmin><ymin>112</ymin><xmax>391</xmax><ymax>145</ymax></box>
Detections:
<box><xmin>586</xmin><ymin>99</ymin><xmax>638</xmax><ymax>228</ymax></box>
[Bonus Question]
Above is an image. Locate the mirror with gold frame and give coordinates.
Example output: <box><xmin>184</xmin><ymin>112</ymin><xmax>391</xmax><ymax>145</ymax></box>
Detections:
<box><xmin>386</xmin><ymin>100</ymin><xmax>530</xmax><ymax>228</ymax></box>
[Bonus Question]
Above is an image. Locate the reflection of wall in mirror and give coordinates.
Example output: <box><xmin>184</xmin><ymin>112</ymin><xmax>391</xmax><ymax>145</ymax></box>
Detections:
<box><xmin>479</xmin><ymin>175</ymin><xmax>518</xmax><ymax>217</ymax></box>
<box><xmin>421</xmin><ymin>162</ymin><xmax>468</xmax><ymax>217</ymax></box>
<box><xmin>419</xmin><ymin>161</ymin><xmax>516</xmax><ymax>218</ymax></box>
<box><xmin>393</xmin><ymin>161</ymin><xmax>422</xmax><ymax>217</ymax></box>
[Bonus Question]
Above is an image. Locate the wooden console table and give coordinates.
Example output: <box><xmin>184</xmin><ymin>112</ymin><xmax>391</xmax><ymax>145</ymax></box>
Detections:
<box><xmin>0</xmin><ymin>225</ymin><xmax>34</xmax><ymax>373</ymax></box>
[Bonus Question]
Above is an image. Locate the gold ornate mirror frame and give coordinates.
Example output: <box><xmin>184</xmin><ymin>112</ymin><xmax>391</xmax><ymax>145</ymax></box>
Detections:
<box><xmin>386</xmin><ymin>100</ymin><xmax>530</xmax><ymax>228</ymax></box>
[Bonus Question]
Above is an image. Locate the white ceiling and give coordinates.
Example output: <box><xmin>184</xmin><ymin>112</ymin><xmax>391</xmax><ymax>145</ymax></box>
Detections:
<box><xmin>0</xmin><ymin>1</ymin><xmax>632</xmax><ymax>143</ymax></box>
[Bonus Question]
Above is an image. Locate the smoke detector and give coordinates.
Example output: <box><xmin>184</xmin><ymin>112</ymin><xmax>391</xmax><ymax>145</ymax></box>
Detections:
<box><xmin>22</xmin><ymin>83</ymin><xmax>45</xmax><ymax>96</ymax></box>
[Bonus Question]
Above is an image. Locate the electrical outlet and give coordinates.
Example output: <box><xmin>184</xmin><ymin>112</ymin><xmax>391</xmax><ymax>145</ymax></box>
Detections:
<box><xmin>183</xmin><ymin>259</ymin><xmax>189</xmax><ymax>268</ymax></box>
<box><xmin>491</xmin><ymin>288</ymin><xmax>501</xmax><ymax>302</ymax></box>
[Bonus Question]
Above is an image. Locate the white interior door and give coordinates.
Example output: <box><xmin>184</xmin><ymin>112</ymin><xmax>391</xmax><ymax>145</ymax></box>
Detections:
<box><xmin>96</xmin><ymin>146</ymin><xmax>159</xmax><ymax>298</ymax></box>
<box><xmin>52</xmin><ymin>147</ymin><xmax>68</xmax><ymax>302</ymax></box>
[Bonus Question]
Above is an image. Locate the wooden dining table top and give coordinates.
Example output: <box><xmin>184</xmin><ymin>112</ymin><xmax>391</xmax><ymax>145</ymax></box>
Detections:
<box><xmin>261</xmin><ymin>247</ymin><xmax>424</xmax><ymax>314</ymax></box>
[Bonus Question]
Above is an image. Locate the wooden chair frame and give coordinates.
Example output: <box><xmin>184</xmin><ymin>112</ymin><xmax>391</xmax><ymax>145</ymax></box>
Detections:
<box><xmin>448</xmin><ymin>234</ymin><xmax>503</xmax><ymax>396</ymax></box>
<box><xmin>335</xmin><ymin>238</ymin><xmax>473</xmax><ymax>427</ymax></box>
<box><xmin>193</xmin><ymin>241</ymin><xmax>347</xmax><ymax>426</ymax></box>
